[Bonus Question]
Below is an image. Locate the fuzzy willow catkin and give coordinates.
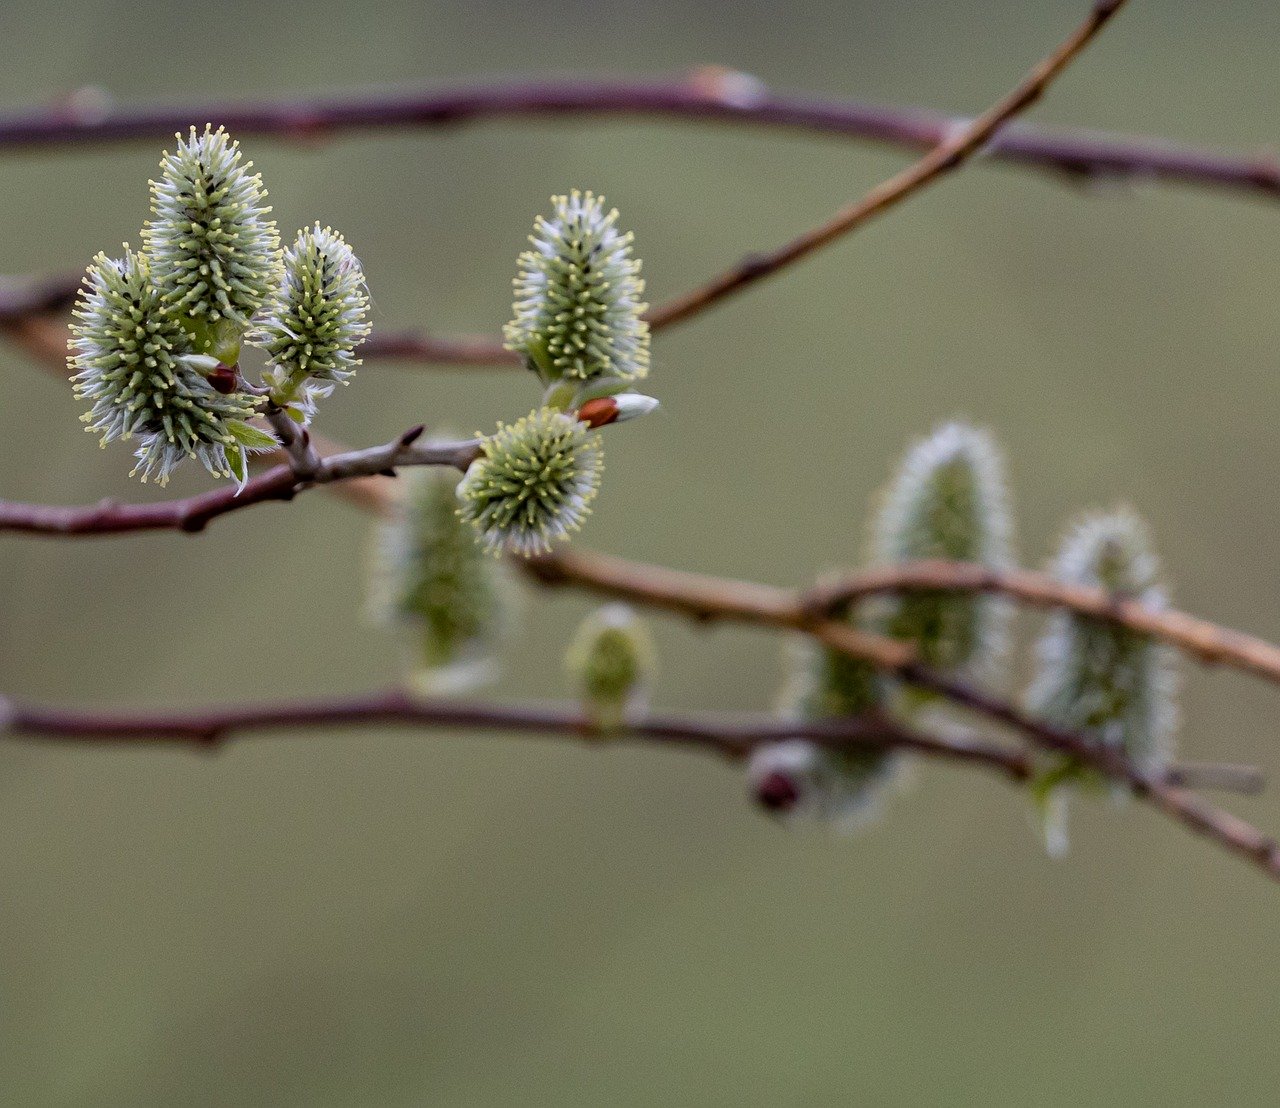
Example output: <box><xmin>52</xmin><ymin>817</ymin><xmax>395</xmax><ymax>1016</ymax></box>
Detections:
<box><xmin>457</xmin><ymin>407</ymin><xmax>604</xmax><ymax>557</ymax></box>
<box><xmin>143</xmin><ymin>125</ymin><xmax>281</xmax><ymax>343</ymax></box>
<box><xmin>872</xmin><ymin>422</ymin><xmax>1013</xmax><ymax>681</ymax></box>
<box><xmin>565</xmin><ymin>604</ymin><xmax>655</xmax><ymax>732</ymax></box>
<box><xmin>750</xmin><ymin>630</ymin><xmax>899</xmax><ymax>828</ymax></box>
<box><xmin>369</xmin><ymin>463</ymin><xmax>508</xmax><ymax>693</ymax></box>
<box><xmin>255</xmin><ymin>224</ymin><xmax>371</xmax><ymax>410</ymax></box>
<box><xmin>504</xmin><ymin>190</ymin><xmax>649</xmax><ymax>391</ymax></box>
<box><xmin>69</xmin><ymin>248</ymin><xmax>259</xmax><ymax>484</ymax></box>
<box><xmin>1027</xmin><ymin>511</ymin><xmax>1177</xmax><ymax>769</ymax></box>
<box><xmin>1024</xmin><ymin>510</ymin><xmax>1178</xmax><ymax>855</ymax></box>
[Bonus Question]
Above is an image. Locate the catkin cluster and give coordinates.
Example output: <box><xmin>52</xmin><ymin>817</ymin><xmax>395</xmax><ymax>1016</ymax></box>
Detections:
<box><xmin>748</xmin><ymin>421</ymin><xmax>1176</xmax><ymax>857</ymax></box>
<box><xmin>69</xmin><ymin>126</ymin><xmax>369</xmax><ymax>484</ymax></box>
<box><xmin>456</xmin><ymin>191</ymin><xmax>658</xmax><ymax>558</ymax></box>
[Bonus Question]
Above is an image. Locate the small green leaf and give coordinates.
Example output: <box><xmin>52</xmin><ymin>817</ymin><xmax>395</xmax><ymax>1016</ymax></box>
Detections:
<box><xmin>226</xmin><ymin>420</ymin><xmax>279</xmax><ymax>450</ymax></box>
<box><xmin>226</xmin><ymin>445</ymin><xmax>248</xmax><ymax>487</ymax></box>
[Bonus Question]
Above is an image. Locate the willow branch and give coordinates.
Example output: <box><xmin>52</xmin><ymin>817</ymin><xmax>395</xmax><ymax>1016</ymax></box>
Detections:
<box><xmin>522</xmin><ymin>546</ymin><xmax>1280</xmax><ymax>881</ymax></box>
<box><xmin>0</xmin><ymin>427</ymin><xmax>477</xmax><ymax>536</ymax></box>
<box><xmin>3</xmin><ymin>70</ymin><xmax>1273</xmax><ymax>202</ymax></box>
<box><xmin>650</xmin><ymin>0</ymin><xmax>1130</xmax><ymax>328</ymax></box>
<box><xmin>0</xmin><ymin>688</ymin><xmax>1258</xmax><ymax>796</ymax></box>
<box><xmin>803</xmin><ymin>559</ymin><xmax>1280</xmax><ymax>689</ymax></box>
<box><xmin>0</xmin><ymin>689</ymin><xmax>1018</xmax><ymax>771</ymax></box>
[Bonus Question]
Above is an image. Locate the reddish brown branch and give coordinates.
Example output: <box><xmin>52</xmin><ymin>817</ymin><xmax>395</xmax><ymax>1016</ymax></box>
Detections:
<box><xmin>3</xmin><ymin>689</ymin><xmax>1023</xmax><ymax>775</ymax></box>
<box><xmin>1</xmin><ymin>688</ymin><xmax>1259</xmax><ymax>797</ymax></box>
<box><xmin>803</xmin><ymin>559</ymin><xmax>1280</xmax><ymax>689</ymax></box>
<box><xmin>523</xmin><ymin>546</ymin><xmax>1280</xmax><ymax>882</ymax></box>
<box><xmin>0</xmin><ymin>432</ymin><xmax>478</xmax><ymax>536</ymax></box>
<box><xmin>2</xmin><ymin>73</ymin><xmax>1273</xmax><ymax>201</ymax></box>
<box><xmin>361</xmin><ymin>329</ymin><xmax>515</xmax><ymax>367</ymax></box>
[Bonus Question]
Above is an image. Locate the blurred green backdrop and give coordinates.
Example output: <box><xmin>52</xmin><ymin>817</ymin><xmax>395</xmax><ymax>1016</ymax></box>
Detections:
<box><xmin>2</xmin><ymin>0</ymin><xmax>1279</xmax><ymax>1104</ymax></box>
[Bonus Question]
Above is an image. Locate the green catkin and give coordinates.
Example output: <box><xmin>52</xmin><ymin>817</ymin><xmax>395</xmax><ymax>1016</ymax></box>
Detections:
<box><xmin>143</xmin><ymin>125</ymin><xmax>281</xmax><ymax>341</ymax></box>
<box><xmin>254</xmin><ymin>224</ymin><xmax>371</xmax><ymax>412</ymax></box>
<box><xmin>565</xmin><ymin>604</ymin><xmax>655</xmax><ymax>732</ymax></box>
<box><xmin>68</xmin><ymin>248</ymin><xmax>258</xmax><ymax>484</ymax></box>
<box><xmin>1025</xmin><ymin>510</ymin><xmax>1178</xmax><ymax>857</ymax></box>
<box><xmin>369</xmin><ymin>463</ymin><xmax>508</xmax><ymax>694</ymax></box>
<box><xmin>456</xmin><ymin>407</ymin><xmax>604</xmax><ymax>557</ymax></box>
<box><xmin>749</xmin><ymin>620</ymin><xmax>899</xmax><ymax>828</ymax></box>
<box><xmin>872</xmin><ymin>421</ymin><xmax>1013</xmax><ymax>683</ymax></box>
<box><xmin>504</xmin><ymin>191</ymin><xmax>649</xmax><ymax>388</ymax></box>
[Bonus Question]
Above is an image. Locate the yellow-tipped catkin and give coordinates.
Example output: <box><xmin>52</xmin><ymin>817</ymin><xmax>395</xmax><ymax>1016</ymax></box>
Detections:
<box><xmin>504</xmin><ymin>191</ymin><xmax>649</xmax><ymax>386</ymax></box>
<box><xmin>457</xmin><ymin>408</ymin><xmax>604</xmax><ymax>557</ymax></box>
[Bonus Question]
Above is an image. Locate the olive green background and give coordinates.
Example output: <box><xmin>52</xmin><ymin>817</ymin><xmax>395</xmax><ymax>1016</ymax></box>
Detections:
<box><xmin>1</xmin><ymin>1</ymin><xmax>1278</xmax><ymax>1104</ymax></box>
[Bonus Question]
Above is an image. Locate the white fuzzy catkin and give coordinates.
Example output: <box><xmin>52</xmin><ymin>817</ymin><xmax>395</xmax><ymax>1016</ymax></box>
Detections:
<box><xmin>755</xmin><ymin>633</ymin><xmax>900</xmax><ymax>830</ymax></box>
<box><xmin>871</xmin><ymin>421</ymin><xmax>1013</xmax><ymax>682</ymax></box>
<box><xmin>565</xmin><ymin>604</ymin><xmax>655</xmax><ymax>731</ymax></box>
<box><xmin>254</xmin><ymin>224</ymin><xmax>371</xmax><ymax>406</ymax></box>
<box><xmin>1026</xmin><ymin>510</ymin><xmax>1177</xmax><ymax>774</ymax></box>
<box><xmin>69</xmin><ymin>248</ymin><xmax>258</xmax><ymax>484</ymax></box>
<box><xmin>1025</xmin><ymin>510</ymin><xmax>1178</xmax><ymax>856</ymax></box>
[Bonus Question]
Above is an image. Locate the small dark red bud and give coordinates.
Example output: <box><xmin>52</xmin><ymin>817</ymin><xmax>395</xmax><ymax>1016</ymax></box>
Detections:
<box><xmin>208</xmin><ymin>364</ymin><xmax>238</xmax><ymax>394</ymax></box>
<box><xmin>576</xmin><ymin>397</ymin><xmax>619</xmax><ymax>429</ymax></box>
<box><xmin>755</xmin><ymin>770</ymin><xmax>801</xmax><ymax>813</ymax></box>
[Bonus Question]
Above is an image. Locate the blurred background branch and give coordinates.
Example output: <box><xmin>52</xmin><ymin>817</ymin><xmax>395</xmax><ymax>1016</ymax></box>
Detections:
<box><xmin>523</xmin><ymin>545</ymin><xmax>1280</xmax><ymax>882</ymax></box>
<box><xmin>2</xmin><ymin>70</ymin><xmax>1274</xmax><ymax>197</ymax></box>
<box><xmin>1</xmin><ymin>687</ymin><xmax>1262</xmax><ymax>794</ymax></box>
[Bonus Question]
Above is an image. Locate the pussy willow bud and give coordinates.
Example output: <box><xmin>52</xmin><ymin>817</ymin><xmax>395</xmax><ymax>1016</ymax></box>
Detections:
<box><xmin>747</xmin><ymin>733</ymin><xmax>897</xmax><ymax>829</ymax></box>
<box><xmin>457</xmin><ymin>407</ymin><xmax>604</xmax><ymax>557</ymax></box>
<box><xmin>755</xmin><ymin>627</ymin><xmax>899</xmax><ymax>829</ymax></box>
<box><xmin>143</xmin><ymin>125</ymin><xmax>281</xmax><ymax>347</ymax></box>
<box><xmin>1024</xmin><ymin>510</ymin><xmax>1178</xmax><ymax>854</ymax></box>
<box><xmin>368</xmin><ymin>462</ymin><xmax>509</xmax><ymax>694</ymax></box>
<box><xmin>254</xmin><ymin>224</ymin><xmax>371</xmax><ymax>409</ymax></box>
<box><xmin>566</xmin><ymin>603</ymin><xmax>655</xmax><ymax>732</ymax></box>
<box><xmin>69</xmin><ymin>248</ymin><xmax>261</xmax><ymax>485</ymax></box>
<box><xmin>504</xmin><ymin>190</ymin><xmax>650</xmax><ymax>385</ymax></box>
<box><xmin>575</xmin><ymin>393</ymin><xmax>660</xmax><ymax>429</ymax></box>
<box><xmin>872</xmin><ymin>421</ymin><xmax>1013</xmax><ymax>681</ymax></box>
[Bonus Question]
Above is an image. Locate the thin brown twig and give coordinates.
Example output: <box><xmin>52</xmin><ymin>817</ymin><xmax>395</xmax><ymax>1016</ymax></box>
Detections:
<box><xmin>521</xmin><ymin>545</ymin><xmax>1280</xmax><ymax>882</ymax></box>
<box><xmin>0</xmin><ymin>428</ymin><xmax>479</xmax><ymax>535</ymax></box>
<box><xmin>4</xmin><ymin>376</ymin><xmax>1279</xmax><ymax>741</ymax></box>
<box><xmin>0</xmin><ymin>688</ymin><xmax>1260</xmax><ymax>795</ymax></box>
<box><xmin>802</xmin><ymin>559</ymin><xmax>1280</xmax><ymax>689</ymax></box>
<box><xmin>649</xmin><ymin>0</ymin><xmax>1131</xmax><ymax>328</ymax></box>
